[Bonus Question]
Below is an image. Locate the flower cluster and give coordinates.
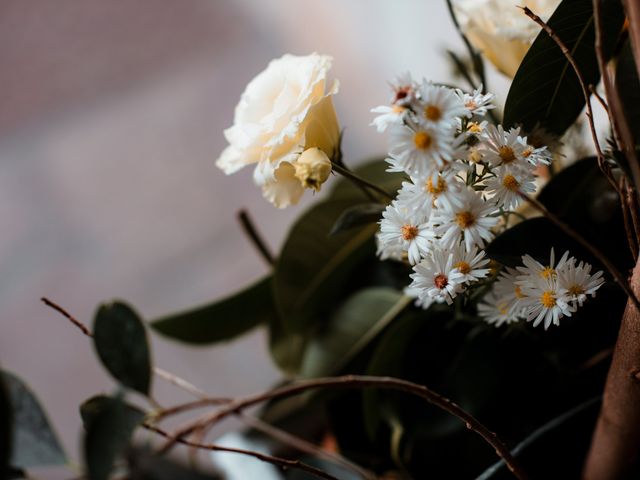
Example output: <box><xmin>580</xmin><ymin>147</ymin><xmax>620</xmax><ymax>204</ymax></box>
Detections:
<box><xmin>479</xmin><ymin>249</ymin><xmax>605</xmax><ymax>329</ymax></box>
<box><xmin>372</xmin><ymin>74</ymin><xmax>556</xmax><ymax>312</ymax></box>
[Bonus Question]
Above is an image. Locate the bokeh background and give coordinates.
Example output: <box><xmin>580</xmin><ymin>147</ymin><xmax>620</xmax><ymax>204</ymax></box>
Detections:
<box><xmin>0</xmin><ymin>1</ymin><xmax>511</xmax><ymax>476</ymax></box>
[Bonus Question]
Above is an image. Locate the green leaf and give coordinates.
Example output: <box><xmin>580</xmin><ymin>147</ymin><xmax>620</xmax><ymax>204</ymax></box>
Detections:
<box><xmin>329</xmin><ymin>159</ymin><xmax>405</xmax><ymax>201</ymax></box>
<box><xmin>151</xmin><ymin>276</ymin><xmax>274</xmax><ymax>345</ymax></box>
<box><xmin>80</xmin><ymin>395</ymin><xmax>145</xmax><ymax>431</ymax></box>
<box><xmin>0</xmin><ymin>371</ymin><xmax>66</xmax><ymax>469</ymax></box>
<box><xmin>300</xmin><ymin>288</ymin><xmax>409</xmax><ymax>378</ymax></box>
<box><xmin>83</xmin><ymin>395</ymin><xmax>145</xmax><ymax>480</ymax></box>
<box><xmin>504</xmin><ymin>0</ymin><xmax>624</xmax><ymax>135</ymax></box>
<box><xmin>273</xmin><ymin>200</ymin><xmax>377</xmax><ymax>335</ymax></box>
<box><xmin>93</xmin><ymin>302</ymin><xmax>152</xmax><ymax>395</ymax></box>
<box><xmin>329</xmin><ymin>203</ymin><xmax>385</xmax><ymax>236</ymax></box>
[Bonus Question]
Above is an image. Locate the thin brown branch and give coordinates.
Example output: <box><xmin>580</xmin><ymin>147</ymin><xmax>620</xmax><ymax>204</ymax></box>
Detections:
<box><xmin>589</xmin><ymin>84</ymin><xmax>610</xmax><ymax>116</ymax></box>
<box><xmin>144</xmin><ymin>424</ymin><xmax>339</xmax><ymax>480</ymax></box>
<box><xmin>331</xmin><ymin>162</ymin><xmax>394</xmax><ymax>201</ymax></box>
<box><xmin>239</xmin><ymin>413</ymin><xmax>377</xmax><ymax>480</ymax></box>
<box><xmin>164</xmin><ymin>375</ymin><xmax>528</xmax><ymax>480</ymax></box>
<box><xmin>237</xmin><ymin>209</ymin><xmax>275</xmax><ymax>267</ymax></box>
<box><xmin>41</xmin><ymin>297</ymin><xmax>92</xmax><ymax>337</ymax></box>
<box><xmin>520</xmin><ymin>193</ymin><xmax>640</xmax><ymax>311</ymax></box>
<box><xmin>619</xmin><ymin>177</ymin><xmax>639</xmax><ymax>261</ymax></box>
<box><xmin>521</xmin><ymin>7</ymin><xmax>620</xmax><ymax>194</ymax></box>
<box><xmin>627</xmin><ymin>182</ymin><xmax>640</xmax><ymax>244</ymax></box>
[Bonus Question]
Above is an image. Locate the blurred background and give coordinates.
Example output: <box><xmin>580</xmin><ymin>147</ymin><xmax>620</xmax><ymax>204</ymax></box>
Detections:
<box><xmin>0</xmin><ymin>0</ymin><xmax>511</xmax><ymax>476</ymax></box>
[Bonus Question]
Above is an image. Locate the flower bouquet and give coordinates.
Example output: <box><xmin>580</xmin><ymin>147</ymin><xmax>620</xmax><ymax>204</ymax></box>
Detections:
<box><xmin>4</xmin><ymin>0</ymin><xmax>640</xmax><ymax>479</ymax></box>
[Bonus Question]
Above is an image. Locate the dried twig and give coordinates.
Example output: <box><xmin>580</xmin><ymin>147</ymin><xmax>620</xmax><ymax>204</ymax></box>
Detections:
<box><xmin>144</xmin><ymin>424</ymin><xmax>340</xmax><ymax>480</ymax></box>
<box><xmin>619</xmin><ymin>177</ymin><xmax>639</xmax><ymax>261</ymax></box>
<box><xmin>331</xmin><ymin>161</ymin><xmax>394</xmax><ymax>201</ymax></box>
<box><xmin>238</xmin><ymin>209</ymin><xmax>275</xmax><ymax>267</ymax></box>
<box><xmin>164</xmin><ymin>375</ymin><xmax>528</xmax><ymax>480</ymax></box>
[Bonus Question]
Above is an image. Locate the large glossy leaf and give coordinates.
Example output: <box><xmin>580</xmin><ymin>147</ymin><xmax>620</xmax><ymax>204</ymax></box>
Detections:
<box><xmin>504</xmin><ymin>0</ymin><xmax>624</xmax><ymax>135</ymax></box>
<box><xmin>329</xmin><ymin>203</ymin><xmax>385</xmax><ymax>236</ymax></box>
<box><xmin>300</xmin><ymin>288</ymin><xmax>409</xmax><ymax>378</ymax></box>
<box><xmin>1</xmin><ymin>371</ymin><xmax>66</xmax><ymax>469</ymax></box>
<box><xmin>128</xmin><ymin>449</ymin><xmax>222</xmax><ymax>480</ymax></box>
<box><xmin>151</xmin><ymin>276</ymin><xmax>274</xmax><ymax>345</ymax></box>
<box><xmin>93</xmin><ymin>302</ymin><xmax>152</xmax><ymax>395</ymax></box>
<box><xmin>273</xmin><ymin>200</ymin><xmax>377</xmax><ymax>335</ymax></box>
<box><xmin>83</xmin><ymin>395</ymin><xmax>145</xmax><ymax>480</ymax></box>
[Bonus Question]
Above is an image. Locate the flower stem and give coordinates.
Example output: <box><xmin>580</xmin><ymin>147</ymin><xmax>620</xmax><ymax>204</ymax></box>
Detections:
<box><xmin>331</xmin><ymin>161</ymin><xmax>394</xmax><ymax>202</ymax></box>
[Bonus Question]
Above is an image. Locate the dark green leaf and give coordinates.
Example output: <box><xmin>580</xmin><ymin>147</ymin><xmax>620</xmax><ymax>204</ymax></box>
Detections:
<box><xmin>329</xmin><ymin>203</ymin><xmax>385</xmax><ymax>236</ymax></box>
<box><xmin>83</xmin><ymin>395</ymin><xmax>145</xmax><ymax>480</ymax></box>
<box><xmin>151</xmin><ymin>276</ymin><xmax>274</xmax><ymax>345</ymax></box>
<box><xmin>93</xmin><ymin>302</ymin><xmax>152</xmax><ymax>395</ymax></box>
<box><xmin>300</xmin><ymin>288</ymin><xmax>408</xmax><ymax>378</ymax></box>
<box><xmin>0</xmin><ymin>371</ymin><xmax>66</xmax><ymax>469</ymax></box>
<box><xmin>80</xmin><ymin>395</ymin><xmax>145</xmax><ymax>431</ymax></box>
<box><xmin>329</xmin><ymin>159</ymin><xmax>405</xmax><ymax>201</ymax></box>
<box><xmin>273</xmin><ymin>200</ymin><xmax>377</xmax><ymax>336</ymax></box>
<box><xmin>504</xmin><ymin>0</ymin><xmax>624</xmax><ymax>135</ymax></box>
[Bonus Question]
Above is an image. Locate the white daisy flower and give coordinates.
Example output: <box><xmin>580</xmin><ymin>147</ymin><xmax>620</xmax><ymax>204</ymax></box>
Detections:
<box><xmin>516</xmin><ymin>248</ymin><xmax>572</xmax><ymax>283</ymax></box>
<box><xmin>378</xmin><ymin>202</ymin><xmax>434</xmax><ymax>265</ymax></box>
<box><xmin>519</xmin><ymin>275</ymin><xmax>575</xmax><ymax>329</ymax></box>
<box><xmin>408</xmin><ymin>248</ymin><xmax>465</xmax><ymax>306</ymax></box>
<box><xmin>396</xmin><ymin>170</ymin><xmax>465</xmax><ymax>213</ymax></box>
<box><xmin>519</xmin><ymin>140</ymin><xmax>553</xmax><ymax>166</ymax></box>
<box><xmin>388</xmin><ymin>72</ymin><xmax>418</xmax><ymax>106</ymax></box>
<box><xmin>493</xmin><ymin>267</ymin><xmax>528</xmax><ymax>318</ymax></box>
<box><xmin>456</xmin><ymin>85</ymin><xmax>495</xmax><ymax>117</ymax></box>
<box><xmin>484</xmin><ymin>165</ymin><xmax>537</xmax><ymax>210</ymax></box>
<box><xmin>416</xmin><ymin>81</ymin><xmax>468</xmax><ymax>126</ymax></box>
<box><xmin>370</xmin><ymin>104</ymin><xmax>408</xmax><ymax>133</ymax></box>
<box><xmin>404</xmin><ymin>285</ymin><xmax>434</xmax><ymax>310</ymax></box>
<box><xmin>432</xmin><ymin>188</ymin><xmax>499</xmax><ymax>251</ymax></box>
<box><xmin>557</xmin><ymin>259</ymin><xmax>605</xmax><ymax>307</ymax></box>
<box><xmin>480</xmin><ymin>124</ymin><xmax>528</xmax><ymax>170</ymax></box>
<box><xmin>375</xmin><ymin>231</ymin><xmax>405</xmax><ymax>262</ymax></box>
<box><xmin>387</xmin><ymin>122</ymin><xmax>455</xmax><ymax>178</ymax></box>
<box><xmin>478</xmin><ymin>291</ymin><xmax>521</xmax><ymax>327</ymax></box>
<box><xmin>450</xmin><ymin>244</ymin><xmax>491</xmax><ymax>284</ymax></box>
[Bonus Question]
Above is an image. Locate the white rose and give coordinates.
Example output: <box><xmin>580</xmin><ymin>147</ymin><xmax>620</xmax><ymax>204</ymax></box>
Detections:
<box><xmin>452</xmin><ymin>0</ymin><xmax>560</xmax><ymax>78</ymax></box>
<box><xmin>216</xmin><ymin>53</ymin><xmax>340</xmax><ymax>208</ymax></box>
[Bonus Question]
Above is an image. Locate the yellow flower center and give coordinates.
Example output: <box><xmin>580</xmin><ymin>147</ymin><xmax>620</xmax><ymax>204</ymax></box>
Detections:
<box><xmin>569</xmin><ymin>285</ymin><xmax>585</xmax><ymax>296</ymax></box>
<box><xmin>468</xmin><ymin>148</ymin><xmax>482</xmax><ymax>163</ymax></box>
<box><xmin>541</xmin><ymin>291</ymin><xmax>556</xmax><ymax>308</ymax></box>
<box><xmin>540</xmin><ymin>267</ymin><xmax>555</xmax><ymax>279</ymax></box>
<box><xmin>455</xmin><ymin>261</ymin><xmax>471</xmax><ymax>274</ymax></box>
<box><xmin>468</xmin><ymin>122</ymin><xmax>483</xmax><ymax>133</ymax></box>
<box><xmin>499</xmin><ymin>145</ymin><xmax>516</xmax><ymax>164</ymax></box>
<box><xmin>424</xmin><ymin>105</ymin><xmax>442</xmax><ymax>121</ymax></box>
<box><xmin>465</xmin><ymin>100</ymin><xmax>478</xmax><ymax>110</ymax></box>
<box><xmin>434</xmin><ymin>274</ymin><xmax>449</xmax><ymax>289</ymax></box>
<box><xmin>455</xmin><ymin>211</ymin><xmax>475</xmax><ymax>228</ymax></box>
<box><xmin>522</xmin><ymin>146</ymin><xmax>533</xmax><ymax>158</ymax></box>
<box><xmin>502</xmin><ymin>174</ymin><xmax>520</xmax><ymax>191</ymax></box>
<box><xmin>426</xmin><ymin>176</ymin><xmax>447</xmax><ymax>196</ymax></box>
<box><xmin>497</xmin><ymin>301</ymin><xmax>509</xmax><ymax>315</ymax></box>
<box><xmin>401</xmin><ymin>224</ymin><xmax>418</xmax><ymax>241</ymax></box>
<box><xmin>514</xmin><ymin>285</ymin><xmax>525</xmax><ymax>299</ymax></box>
<box><xmin>414</xmin><ymin>131</ymin><xmax>433</xmax><ymax>150</ymax></box>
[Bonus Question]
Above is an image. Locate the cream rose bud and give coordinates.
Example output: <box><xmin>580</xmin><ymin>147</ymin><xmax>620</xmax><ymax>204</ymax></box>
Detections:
<box><xmin>452</xmin><ymin>0</ymin><xmax>560</xmax><ymax>78</ymax></box>
<box><xmin>216</xmin><ymin>53</ymin><xmax>340</xmax><ymax>208</ymax></box>
<box><xmin>294</xmin><ymin>148</ymin><xmax>332</xmax><ymax>192</ymax></box>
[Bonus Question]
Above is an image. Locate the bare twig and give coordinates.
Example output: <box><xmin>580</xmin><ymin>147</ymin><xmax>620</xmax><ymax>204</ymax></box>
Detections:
<box><xmin>237</xmin><ymin>209</ymin><xmax>275</xmax><ymax>267</ymax></box>
<box><xmin>589</xmin><ymin>84</ymin><xmax>610</xmax><ymax>116</ymax></box>
<box><xmin>619</xmin><ymin>177</ymin><xmax>639</xmax><ymax>261</ymax></box>
<box><xmin>41</xmin><ymin>297</ymin><xmax>92</xmax><ymax>337</ymax></box>
<box><xmin>627</xmin><ymin>181</ymin><xmax>640</xmax><ymax>244</ymax></box>
<box><xmin>519</xmin><ymin>194</ymin><xmax>640</xmax><ymax>311</ymax></box>
<box><xmin>521</xmin><ymin>7</ymin><xmax>619</xmax><ymax>194</ymax></box>
<box><xmin>239</xmin><ymin>413</ymin><xmax>377</xmax><ymax>480</ymax></box>
<box><xmin>164</xmin><ymin>375</ymin><xmax>528</xmax><ymax>480</ymax></box>
<box><xmin>144</xmin><ymin>424</ymin><xmax>340</xmax><ymax>480</ymax></box>
<box><xmin>331</xmin><ymin>162</ymin><xmax>394</xmax><ymax>201</ymax></box>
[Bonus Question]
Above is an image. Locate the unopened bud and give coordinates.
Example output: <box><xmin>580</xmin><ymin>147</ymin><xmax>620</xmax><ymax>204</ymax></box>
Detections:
<box><xmin>294</xmin><ymin>148</ymin><xmax>332</xmax><ymax>192</ymax></box>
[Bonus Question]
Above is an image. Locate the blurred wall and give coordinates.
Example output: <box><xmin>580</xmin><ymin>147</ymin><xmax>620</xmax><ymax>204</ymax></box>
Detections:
<box><xmin>0</xmin><ymin>0</ymin><xmax>509</xmax><ymax>475</ymax></box>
